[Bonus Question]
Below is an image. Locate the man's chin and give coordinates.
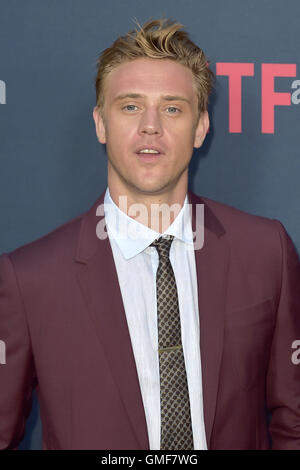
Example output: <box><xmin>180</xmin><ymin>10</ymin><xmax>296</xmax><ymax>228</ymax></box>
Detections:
<box><xmin>128</xmin><ymin>182</ymin><xmax>172</xmax><ymax>197</ymax></box>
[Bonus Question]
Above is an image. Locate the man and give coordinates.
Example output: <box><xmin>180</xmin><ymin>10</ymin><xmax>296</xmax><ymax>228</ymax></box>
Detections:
<box><xmin>0</xmin><ymin>18</ymin><xmax>300</xmax><ymax>450</ymax></box>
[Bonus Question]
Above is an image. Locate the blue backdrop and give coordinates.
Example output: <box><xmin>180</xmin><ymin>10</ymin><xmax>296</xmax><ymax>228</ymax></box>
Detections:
<box><xmin>0</xmin><ymin>0</ymin><xmax>299</xmax><ymax>449</ymax></box>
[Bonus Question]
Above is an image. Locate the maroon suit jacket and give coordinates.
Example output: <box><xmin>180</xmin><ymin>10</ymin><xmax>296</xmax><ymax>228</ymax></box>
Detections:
<box><xmin>0</xmin><ymin>190</ymin><xmax>300</xmax><ymax>450</ymax></box>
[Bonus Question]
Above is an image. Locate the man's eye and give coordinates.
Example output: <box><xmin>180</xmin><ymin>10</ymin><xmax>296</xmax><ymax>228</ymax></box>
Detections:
<box><xmin>166</xmin><ymin>106</ymin><xmax>180</xmax><ymax>114</ymax></box>
<box><xmin>123</xmin><ymin>104</ymin><xmax>138</xmax><ymax>111</ymax></box>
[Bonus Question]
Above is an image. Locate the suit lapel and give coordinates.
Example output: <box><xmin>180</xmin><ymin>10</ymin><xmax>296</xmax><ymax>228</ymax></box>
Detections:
<box><xmin>75</xmin><ymin>191</ymin><xmax>149</xmax><ymax>449</ymax></box>
<box><xmin>188</xmin><ymin>191</ymin><xmax>229</xmax><ymax>449</ymax></box>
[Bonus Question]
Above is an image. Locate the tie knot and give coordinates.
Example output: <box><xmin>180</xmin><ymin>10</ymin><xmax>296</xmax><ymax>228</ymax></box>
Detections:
<box><xmin>150</xmin><ymin>235</ymin><xmax>174</xmax><ymax>258</ymax></box>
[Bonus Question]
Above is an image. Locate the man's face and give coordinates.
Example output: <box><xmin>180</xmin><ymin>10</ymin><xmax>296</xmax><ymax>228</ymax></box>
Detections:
<box><xmin>93</xmin><ymin>58</ymin><xmax>209</xmax><ymax>199</ymax></box>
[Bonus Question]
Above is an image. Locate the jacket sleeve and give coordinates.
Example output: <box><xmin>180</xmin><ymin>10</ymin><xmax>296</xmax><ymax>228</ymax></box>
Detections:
<box><xmin>266</xmin><ymin>221</ymin><xmax>300</xmax><ymax>449</ymax></box>
<box><xmin>0</xmin><ymin>253</ymin><xmax>37</xmax><ymax>450</ymax></box>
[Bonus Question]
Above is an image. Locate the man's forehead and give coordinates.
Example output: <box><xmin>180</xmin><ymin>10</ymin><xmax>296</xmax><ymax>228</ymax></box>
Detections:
<box><xmin>104</xmin><ymin>58</ymin><xmax>197</xmax><ymax>100</ymax></box>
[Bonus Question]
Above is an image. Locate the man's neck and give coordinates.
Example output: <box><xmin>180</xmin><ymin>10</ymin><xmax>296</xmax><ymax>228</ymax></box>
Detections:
<box><xmin>108</xmin><ymin>185</ymin><xmax>187</xmax><ymax>234</ymax></box>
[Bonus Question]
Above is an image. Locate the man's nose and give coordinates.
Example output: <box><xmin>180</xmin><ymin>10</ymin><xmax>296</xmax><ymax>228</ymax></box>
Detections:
<box><xmin>138</xmin><ymin>108</ymin><xmax>163</xmax><ymax>136</ymax></box>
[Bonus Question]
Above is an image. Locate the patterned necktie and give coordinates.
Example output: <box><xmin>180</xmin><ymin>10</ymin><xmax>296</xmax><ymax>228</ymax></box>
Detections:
<box><xmin>150</xmin><ymin>235</ymin><xmax>194</xmax><ymax>450</ymax></box>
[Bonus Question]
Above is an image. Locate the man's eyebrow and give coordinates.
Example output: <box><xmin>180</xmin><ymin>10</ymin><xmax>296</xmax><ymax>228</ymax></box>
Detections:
<box><xmin>162</xmin><ymin>95</ymin><xmax>191</xmax><ymax>104</ymax></box>
<box><xmin>113</xmin><ymin>93</ymin><xmax>145</xmax><ymax>102</ymax></box>
<box><xmin>113</xmin><ymin>93</ymin><xmax>191</xmax><ymax>103</ymax></box>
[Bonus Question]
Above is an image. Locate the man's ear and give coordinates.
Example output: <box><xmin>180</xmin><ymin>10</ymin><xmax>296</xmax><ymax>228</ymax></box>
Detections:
<box><xmin>93</xmin><ymin>106</ymin><xmax>106</xmax><ymax>144</ymax></box>
<box><xmin>193</xmin><ymin>110</ymin><xmax>210</xmax><ymax>148</ymax></box>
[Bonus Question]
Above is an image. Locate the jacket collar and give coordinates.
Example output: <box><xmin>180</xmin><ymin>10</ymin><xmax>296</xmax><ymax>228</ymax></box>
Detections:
<box><xmin>75</xmin><ymin>188</ymin><xmax>226</xmax><ymax>264</ymax></box>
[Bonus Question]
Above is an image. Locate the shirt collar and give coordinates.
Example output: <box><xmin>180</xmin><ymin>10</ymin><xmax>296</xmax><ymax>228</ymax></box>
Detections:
<box><xmin>104</xmin><ymin>186</ymin><xmax>194</xmax><ymax>260</ymax></box>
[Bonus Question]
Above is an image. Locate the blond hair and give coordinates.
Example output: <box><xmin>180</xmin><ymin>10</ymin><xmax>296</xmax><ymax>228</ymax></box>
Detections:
<box><xmin>95</xmin><ymin>18</ymin><xmax>215</xmax><ymax>118</ymax></box>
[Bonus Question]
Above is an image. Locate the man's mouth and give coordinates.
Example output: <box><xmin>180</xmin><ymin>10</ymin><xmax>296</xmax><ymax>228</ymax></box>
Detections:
<box><xmin>137</xmin><ymin>149</ymin><xmax>160</xmax><ymax>154</ymax></box>
<box><xmin>135</xmin><ymin>145</ymin><xmax>164</xmax><ymax>155</ymax></box>
<box><xmin>135</xmin><ymin>148</ymin><xmax>163</xmax><ymax>163</ymax></box>
<box><xmin>135</xmin><ymin>146</ymin><xmax>164</xmax><ymax>161</ymax></box>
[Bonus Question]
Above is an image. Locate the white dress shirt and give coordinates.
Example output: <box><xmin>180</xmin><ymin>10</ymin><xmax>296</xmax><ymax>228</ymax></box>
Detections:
<box><xmin>103</xmin><ymin>187</ymin><xmax>207</xmax><ymax>450</ymax></box>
